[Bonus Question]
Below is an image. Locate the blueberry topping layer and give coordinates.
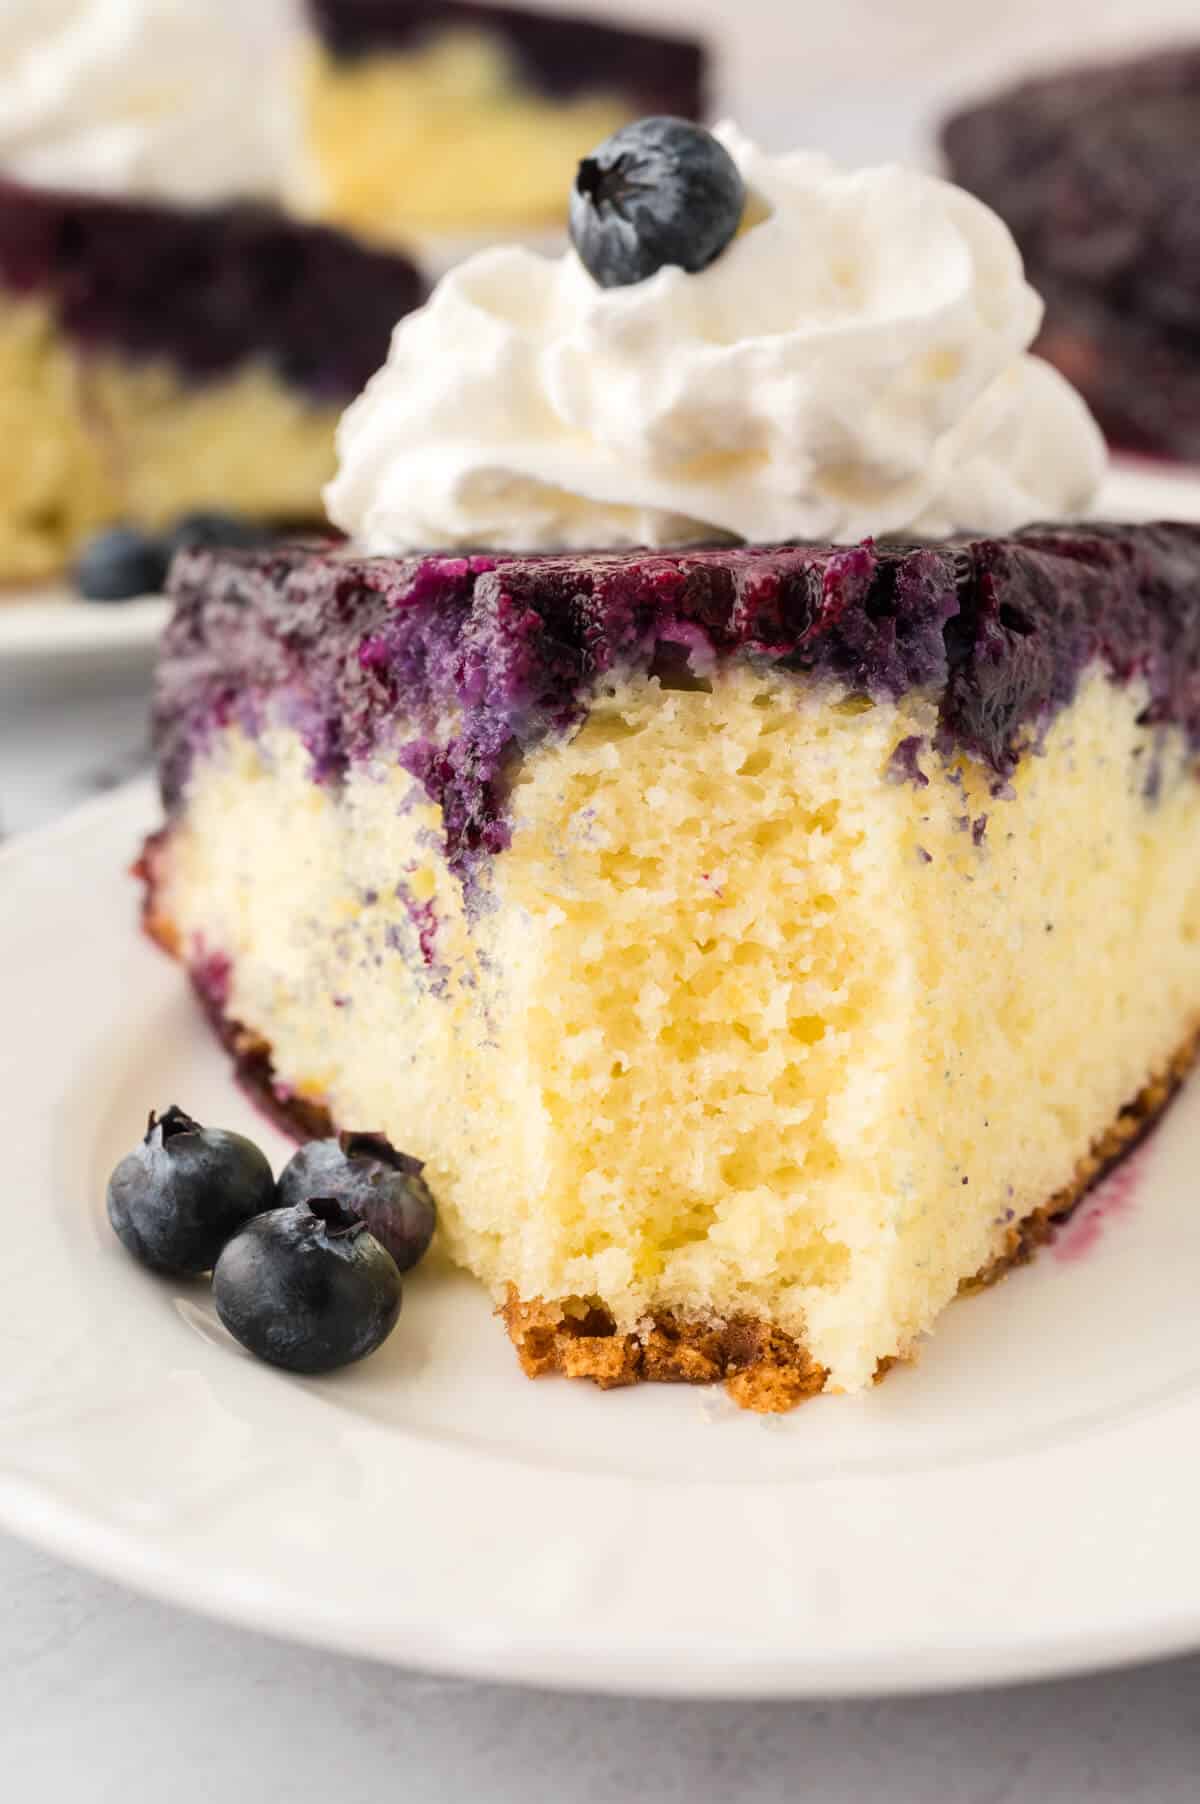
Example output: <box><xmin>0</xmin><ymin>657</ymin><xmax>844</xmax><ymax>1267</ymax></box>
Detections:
<box><xmin>570</xmin><ymin>118</ymin><xmax>745</xmax><ymax>289</ymax></box>
<box><xmin>154</xmin><ymin>526</ymin><xmax>1200</xmax><ymax>890</ymax></box>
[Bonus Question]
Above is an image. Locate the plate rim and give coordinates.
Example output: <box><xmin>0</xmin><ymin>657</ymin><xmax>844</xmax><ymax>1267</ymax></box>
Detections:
<box><xmin>4</xmin><ymin>1453</ymin><xmax>1200</xmax><ymax>1701</ymax></box>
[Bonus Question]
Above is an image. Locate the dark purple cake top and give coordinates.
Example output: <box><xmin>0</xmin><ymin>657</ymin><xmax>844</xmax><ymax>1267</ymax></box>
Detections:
<box><xmin>0</xmin><ymin>180</ymin><xmax>424</xmax><ymax>399</ymax></box>
<box><xmin>307</xmin><ymin>0</ymin><xmax>707</xmax><ymax>115</ymax></box>
<box><xmin>943</xmin><ymin>47</ymin><xmax>1200</xmax><ymax>459</ymax></box>
<box><xmin>154</xmin><ymin>526</ymin><xmax>1200</xmax><ymax>885</ymax></box>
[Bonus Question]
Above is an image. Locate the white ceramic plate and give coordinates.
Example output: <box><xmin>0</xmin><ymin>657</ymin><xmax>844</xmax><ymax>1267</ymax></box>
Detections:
<box><xmin>0</xmin><ymin>586</ymin><xmax>169</xmax><ymax>664</ymax></box>
<box><xmin>4</xmin><ymin>780</ymin><xmax>1200</xmax><ymax>1698</ymax></box>
<box><xmin>1</xmin><ymin>459</ymin><xmax>1198</xmax><ymax>676</ymax></box>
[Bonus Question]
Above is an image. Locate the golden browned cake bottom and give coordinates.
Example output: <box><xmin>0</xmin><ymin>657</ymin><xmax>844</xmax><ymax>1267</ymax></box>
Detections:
<box><xmin>502</xmin><ymin>1025</ymin><xmax>1200</xmax><ymax>1411</ymax></box>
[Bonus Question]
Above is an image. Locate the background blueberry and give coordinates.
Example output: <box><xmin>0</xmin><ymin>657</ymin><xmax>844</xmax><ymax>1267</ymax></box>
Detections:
<box><xmin>569</xmin><ymin>116</ymin><xmax>746</xmax><ymax>290</ymax></box>
<box><xmin>106</xmin><ymin>1105</ymin><xmax>276</xmax><ymax>1277</ymax></box>
<box><xmin>213</xmin><ymin>1199</ymin><xmax>403</xmax><ymax>1375</ymax></box>
<box><xmin>167</xmin><ymin>510</ymin><xmax>272</xmax><ymax>558</ymax></box>
<box><xmin>276</xmin><ymin>1132</ymin><xmax>437</xmax><ymax>1273</ymax></box>
<box><xmin>74</xmin><ymin>525</ymin><xmax>170</xmax><ymax>601</ymax></box>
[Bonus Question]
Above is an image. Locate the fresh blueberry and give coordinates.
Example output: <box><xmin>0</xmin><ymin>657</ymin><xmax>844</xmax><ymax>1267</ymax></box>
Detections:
<box><xmin>276</xmin><ymin>1131</ymin><xmax>436</xmax><ymax>1273</ymax></box>
<box><xmin>213</xmin><ymin>1199</ymin><xmax>403</xmax><ymax>1375</ymax></box>
<box><xmin>167</xmin><ymin>510</ymin><xmax>272</xmax><ymax>557</ymax></box>
<box><xmin>106</xmin><ymin>1105</ymin><xmax>276</xmax><ymax>1276</ymax></box>
<box><xmin>569</xmin><ymin>116</ymin><xmax>746</xmax><ymax>290</ymax></box>
<box><xmin>74</xmin><ymin>525</ymin><xmax>170</xmax><ymax>601</ymax></box>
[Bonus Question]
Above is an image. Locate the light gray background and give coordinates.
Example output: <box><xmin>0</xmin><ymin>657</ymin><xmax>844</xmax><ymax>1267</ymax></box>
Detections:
<box><xmin>7</xmin><ymin>0</ymin><xmax>1200</xmax><ymax>1793</ymax></box>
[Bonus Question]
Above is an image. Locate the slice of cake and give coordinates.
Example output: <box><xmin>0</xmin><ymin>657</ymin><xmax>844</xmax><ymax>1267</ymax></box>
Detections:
<box><xmin>0</xmin><ymin>182</ymin><xmax>423</xmax><ymax>583</ymax></box>
<box><xmin>296</xmin><ymin>0</ymin><xmax>708</xmax><ymax>243</ymax></box>
<box><xmin>141</xmin><ymin>524</ymin><xmax>1200</xmax><ymax>1409</ymax></box>
<box><xmin>943</xmin><ymin>46</ymin><xmax>1200</xmax><ymax>463</ymax></box>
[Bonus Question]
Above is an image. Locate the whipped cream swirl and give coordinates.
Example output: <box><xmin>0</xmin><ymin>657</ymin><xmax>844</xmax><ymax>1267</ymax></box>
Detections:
<box><xmin>328</xmin><ymin>124</ymin><xmax>1105</xmax><ymax>552</ymax></box>
<box><xmin>0</xmin><ymin>0</ymin><xmax>292</xmax><ymax>205</ymax></box>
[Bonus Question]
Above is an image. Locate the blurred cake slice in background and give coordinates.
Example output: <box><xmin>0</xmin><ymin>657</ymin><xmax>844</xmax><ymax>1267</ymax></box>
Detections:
<box><xmin>943</xmin><ymin>45</ymin><xmax>1200</xmax><ymax>465</ymax></box>
<box><xmin>0</xmin><ymin>0</ymin><xmax>295</xmax><ymax>208</ymax></box>
<box><xmin>0</xmin><ymin>183</ymin><xmax>422</xmax><ymax>583</ymax></box>
<box><xmin>297</xmin><ymin>0</ymin><xmax>709</xmax><ymax>245</ymax></box>
<box><xmin>0</xmin><ymin>0</ymin><xmax>423</xmax><ymax>584</ymax></box>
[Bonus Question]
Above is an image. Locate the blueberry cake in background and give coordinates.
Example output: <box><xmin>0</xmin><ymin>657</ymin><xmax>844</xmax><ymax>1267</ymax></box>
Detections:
<box><xmin>141</xmin><ymin>524</ymin><xmax>1200</xmax><ymax>1408</ymax></box>
<box><xmin>943</xmin><ymin>46</ymin><xmax>1200</xmax><ymax>464</ymax></box>
<box><xmin>297</xmin><ymin>0</ymin><xmax>708</xmax><ymax>243</ymax></box>
<box><xmin>0</xmin><ymin>182</ymin><xmax>422</xmax><ymax>583</ymax></box>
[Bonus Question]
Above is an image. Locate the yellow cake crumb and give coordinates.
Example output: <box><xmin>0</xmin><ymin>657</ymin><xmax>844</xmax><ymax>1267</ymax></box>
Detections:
<box><xmin>156</xmin><ymin>663</ymin><xmax>1200</xmax><ymax>1392</ymax></box>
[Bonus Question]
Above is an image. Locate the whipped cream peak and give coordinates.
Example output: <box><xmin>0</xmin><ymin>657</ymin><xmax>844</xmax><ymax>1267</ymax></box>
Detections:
<box><xmin>327</xmin><ymin>124</ymin><xmax>1106</xmax><ymax>553</ymax></box>
<box><xmin>0</xmin><ymin>0</ymin><xmax>293</xmax><ymax>205</ymax></box>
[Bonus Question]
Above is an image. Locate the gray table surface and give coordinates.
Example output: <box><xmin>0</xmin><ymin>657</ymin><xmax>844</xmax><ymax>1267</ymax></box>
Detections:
<box><xmin>4</xmin><ymin>650</ymin><xmax>1200</xmax><ymax>1801</ymax></box>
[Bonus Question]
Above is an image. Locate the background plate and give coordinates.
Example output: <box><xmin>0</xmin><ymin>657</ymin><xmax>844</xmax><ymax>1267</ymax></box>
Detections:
<box><xmin>3</xmin><ymin>783</ymin><xmax>1200</xmax><ymax>1697</ymax></box>
<box><xmin>0</xmin><ymin>588</ymin><xmax>169</xmax><ymax>664</ymax></box>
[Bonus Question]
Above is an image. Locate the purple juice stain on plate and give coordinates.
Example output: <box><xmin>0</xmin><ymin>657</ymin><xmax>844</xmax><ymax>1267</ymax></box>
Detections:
<box><xmin>1053</xmin><ymin>1147</ymin><xmax>1146</xmax><ymax>1264</ymax></box>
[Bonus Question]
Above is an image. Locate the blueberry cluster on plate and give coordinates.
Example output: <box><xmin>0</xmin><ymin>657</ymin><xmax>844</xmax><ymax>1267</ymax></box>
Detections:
<box><xmin>107</xmin><ymin>1108</ymin><xmax>436</xmax><ymax>1374</ymax></box>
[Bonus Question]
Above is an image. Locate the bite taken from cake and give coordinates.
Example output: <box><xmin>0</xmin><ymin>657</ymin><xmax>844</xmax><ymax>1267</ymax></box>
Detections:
<box><xmin>140</xmin><ymin>121</ymin><xmax>1200</xmax><ymax>1411</ymax></box>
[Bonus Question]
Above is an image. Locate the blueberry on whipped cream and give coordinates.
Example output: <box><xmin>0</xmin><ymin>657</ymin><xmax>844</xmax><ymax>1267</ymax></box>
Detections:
<box><xmin>106</xmin><ymin>1105</ymin><xmax>275</xmax><ymax>1275</ymax></box>
<box><xmin>213</xmin><ymin>1200</ymin><xmax>403</xmax><ymax>1375</ymax></box>
<box><xmin>569</xmin><ymin>117</ymin><xmax>746</xmax><ymax>289</ymax></box>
